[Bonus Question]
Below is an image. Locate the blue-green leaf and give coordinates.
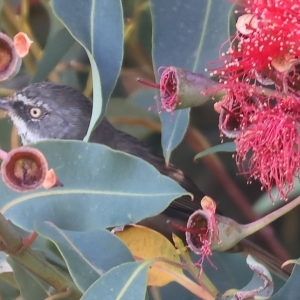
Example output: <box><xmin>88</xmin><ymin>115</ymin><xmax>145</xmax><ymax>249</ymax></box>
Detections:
<box><xmin>161</xmin><ymin>110</ymin><xmax>189</xmax><ymax>164</ymax></box>
<box><xmin>221</xmin><ymin>255</ymin><xmax>274</xmax><ymax>300</ymax></box>
<box><xmin>51</xmin><ymin>0</ymin><xmax>124</xmax><ymax>140</ymax></box>
<box><xmin>81</xmin><ymin>261</ymin><xmax>150</xmax><ymax>300</ymax></box>
<box><xmin>272</xmin><ymin>260</ymin><xmax>300</xmax><ymax>300</ymax></box>
<box><xmin>35</xmin><ymin>221</ymin><xmax>134</xmax><ymax>292</ymax></box>
<box><xmin>0</xmin><ymin>141</ymin><xmax>189</xmax><ymax>232</ymax></box>
<box><xmin>31</xmin><ymin>27</ymin><xmax>75</xmax><ymax>83</ymax></box>
<box><xmin>194</xmin><ymin>142</ymin><xmax>236</xmax><ymax>160</ymax></box>
<box><xmin>150</xmin><ymin>0</ymin><xmax>232</xmax><ymax>161</ymax></box>
<box><xmin>0</xmin><ymin>277</ymin><xmax>19</xmax><ymax>300</ymax></box>
<box><xmin>7</xmin><ymin>257</ymin><xmax>50</xmax><ymax>300</ymax></box>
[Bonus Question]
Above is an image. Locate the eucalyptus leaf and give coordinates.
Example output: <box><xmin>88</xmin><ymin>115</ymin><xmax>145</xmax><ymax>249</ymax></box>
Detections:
<box><xmin>0</xmin><ymin>140</ymin><xmax>189</xmax><ymax>232</ymax></box>
<box><xmin>0</xmin><ymin>278</ymin><xmax>19</xmax><ymax>300</ymax></box>
<box><xmin>51</xmin><ymin>0</ymin><xmax>124</xmax><ymax>140</ymax></box>
<box><xmin>0</xmin><ymin>253</ymin><xmax>18</xmax><ymax>296</ymax></box>
<box><xmin>129</xmin><ymin>88</ymin><xmax>158</xmax><ymax>114</ymax></box>
<box><xmin>222</xmin><ymin>255</ymin><xmax>274</xmax><ymax>300</ymax></box>
<box><xmin>7</xmin><ymin>257</ymin><xmax>50</xmax><ymax>300</ymax></box>
<box><xmin>35</xmin><ymin>221</ymin><xmax>134</xmax><ymax>292</ymax></box>
<box><xmin>31</xmin><ymin>27</ymin><xmax>75</xmax><ymax>83</ymax></box>
<box><xmin>41</xmin><ymin>0</ymin><xmax>65</xmax><ymax>39</ymax></box>
<box><xmin>106</xmin><ymin>89</ymin><xmax>158</xmax><ymax>140</ymax></box>
<box><xmin>150</xmin><ymin>0</ymin><xmax>232</xmax><ymax>161</ymax></box>
<box><xmin>253</xmin><ymin>180</ymin><xmax>300</xmax><ymax>216</ymax></box>
<box><xmin>0</xmin><ymin>0</ymin><xmax>2</xmax><ymax>30</ymax></box>
<box><xmin>81</xmin><ymin>261</ymin><xmax>150</xmax><ymax>300</ymax></box>
<box><xmin>0</xmin><ymin>1</ymin><xmax>2</xmax><ymax>27</ymax></box>
<box><xmin>0</xmin><ymin>252</ymin><xmax>12</xmax><ymax>274</ymax></box>
<box><xmin>271</xmin><ymin>260</ymin><xmax>300</xmax><ymax>300</ymax></box>
<box><xmin>0</xmin><ymin>118</ymin><xmax>13</xmax><ymax>152</ymax></box>
<box><xmin>194</xmin><ymin>142</ymin><xmax>236</xmax><ymax>161</ymax></box>
<box><xmin>161</xmin><ymin>110</ymin><xmax>189</xmax><ymax>164</ymax></box>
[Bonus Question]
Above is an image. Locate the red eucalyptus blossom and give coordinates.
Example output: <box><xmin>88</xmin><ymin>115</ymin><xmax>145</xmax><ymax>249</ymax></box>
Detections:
<box><xmin>235</xmin><ymin>96</ymin><xmax>300</xmax><ymax>200</ymax></box>
<box><xmin>209</xmin><ymin>0</ymin><xmax>300</xmax><ymax>200</ymax></box>
<box><xmin>219</xmin><ymin>84</ymin><xmax>300</xmax><ymax>200</ymax></box>
<box><xmin>210</xmin><ymin>0</ymin><xmax>300</xmax><ymax>87</ymax></box>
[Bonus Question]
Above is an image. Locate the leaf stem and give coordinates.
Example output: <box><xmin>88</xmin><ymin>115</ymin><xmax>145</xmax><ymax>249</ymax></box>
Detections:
<box><xmin>241</xmin><ymin>196</ymin><xmax>300</xmax><ymax>236</ymax></box>
<box><xmin>172</xmin><ymin>234</ymin><xmax>218</xmax><ymax>297</ymax></box>
<box><xmin>153</xmin><ymin>261</ymin><xmax>215</xmax><ymax>300</ymax></box>
<box><xmin>0</xmin><ymin>213</ymin><xmax>82</xmax><ymax>299</ymax></box>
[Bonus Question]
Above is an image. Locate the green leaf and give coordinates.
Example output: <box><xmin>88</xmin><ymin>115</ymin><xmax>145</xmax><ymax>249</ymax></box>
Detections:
<box><xmin>150</xmin><ymin>0</ymin><xmax>232</xmax><ymax>161</ymax></box>
<box><xmin>51</xmin><ymin>0</ymin><xmax>124</xmax><ymax>140</ymax></box>
<box><xmin>0</xmin><ymin>253</ymin><xmax>12</xmax><ymax>274</ymax></box>
<box><xmin>0</xmin><ymin>118</ymin><xmax>13</xmax><ymax>152</ymax></box>
<box><xmin>0</xmin><ymin>0</ymin><xmax>2</xmax><ymax>30</ymax></box>
<box><xmin>161</xmin><ymin>110</ymin><xmax>189</xmax><ymax>164</ymax></box>
<box><xmin>194</xmin><ymin>142</ymin><xmax>236</xmax><ymax>160</ymax></box>
<box><xmin>31</xmin><ymin>27</ymin><xmax>75</xmax><ymax>83</ymax></box>
<box><xmin>129</xmin><ymin>88</ymin><xmax>157</xmax><ymax>114</ymax></box>
<box><xmin>35</xmin><ymin>221</ymin><xmax>134</xmax><ymax>292</ymax></box>
<box><xmin>106</xmin><ymin>89</ymin><xmax>158</xmax><ymax>139</ymax></box>
<box><xmin>7</xmin><ymin>257</ymin><xmax>50</xmax><ymax>300</ymax></box>
<box><xmin>272</xmin><ymin>260</ymin><xmax>300</xmax><ymax>300</ymax></box>
<box><xmin>81</xmin><ymin>261</ymin><xmax>150</xmax><ymax>300</ymax></box>
<box><xmin>0</xmin><ymin>141</ymin><xmax>189</xmax><ymax>232</ymax></box>
<box><xmin>0</xmin><ymin>278</ymin><xmax>19</xmax><ymax>300</ymax></box>
<box><xmin>0</xmin><ymin>253</ymin><xmax>20</xmax><ymax>295</ymax></box>
<box><xmin>253</xmin><ymin>180</ymin><xmax>300</xmax><ymax>216</ymax></box>
<box><xmin>220</xmin><ymin>255</ymin><xmax>274</xmax><ymax>300</ymax></box>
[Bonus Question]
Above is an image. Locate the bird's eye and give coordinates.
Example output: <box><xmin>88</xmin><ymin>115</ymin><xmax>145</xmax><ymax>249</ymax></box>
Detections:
<box><xmin>29</xmin><ymin>107</ymin><xmax>42</xmax><ymax>119</ymax></box>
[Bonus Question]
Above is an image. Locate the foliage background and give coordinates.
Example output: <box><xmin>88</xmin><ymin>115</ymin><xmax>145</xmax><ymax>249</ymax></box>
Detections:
<box><xmin>0</xmin><ymin>0</ymin><xmax>299</xmax><ymax>299</ymax></box>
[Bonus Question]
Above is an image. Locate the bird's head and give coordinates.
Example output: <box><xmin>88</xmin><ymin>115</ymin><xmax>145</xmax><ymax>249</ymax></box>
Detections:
<box><xmin>0</xmin><ymin>82</ymin><xmax>93</xmax><ymax>144</ymax></box>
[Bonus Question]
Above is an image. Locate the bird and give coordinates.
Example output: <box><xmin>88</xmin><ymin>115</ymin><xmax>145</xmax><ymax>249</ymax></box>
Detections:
<box><xmin>0</xmin><ymin>81</ymin><xmax>291</xmax><ymax>278</ymax></box>
<box><xmin>0</xmin><ymin>81</ymin><xmax>205</xmax><ymax>231</ymax></box>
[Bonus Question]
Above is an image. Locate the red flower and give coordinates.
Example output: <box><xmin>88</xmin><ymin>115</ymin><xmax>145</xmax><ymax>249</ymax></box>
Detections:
<box><xmin>209</xmin><ymin>0</ymin><xmax>300</xmax><ymax>200</ymax></box>
<box><xmin>220</xmin><ymin>85</ymin><xmax>300</xmax><ymax>200</ymax></box>
<box><xmin>211</xmin><ymin>0</ymin><xmax>300</xmax><ymax>87</ymax></box>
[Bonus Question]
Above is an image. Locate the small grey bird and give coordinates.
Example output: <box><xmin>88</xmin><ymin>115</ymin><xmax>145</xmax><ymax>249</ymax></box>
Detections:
<box><xmin>0</xmin><ymin>81</ymin><xmax>204</xmax><ymax>218</ymax></box>
<box><xmin>0</xmin><ymin>81</ymin><xmax>291</xmax><ymax>278</ymax></box>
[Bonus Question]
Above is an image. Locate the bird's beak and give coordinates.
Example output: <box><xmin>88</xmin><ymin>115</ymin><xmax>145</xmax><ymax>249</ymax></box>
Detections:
<box><xmin>0</xmin><ymin>99</ymin><xmax>13</xmax><ymax>113</ymax></box>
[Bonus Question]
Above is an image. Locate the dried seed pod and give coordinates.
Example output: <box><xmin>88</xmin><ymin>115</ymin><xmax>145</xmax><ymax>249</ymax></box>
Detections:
<box><xmin>186</xmin><ymin>209</ymin><xmax>245</xmax><ymax>253</ymax></box>
<box><xmin>1</xmin><ymin>147</ymin><xmax>48</xmax><ymax>192</ymax></box>
<box><xmin>158</xmin><ymin>67</ymin><xmax>216</xmax><ymax>112</ymax></box>
<box><xmin>0</xmin><ymin>32</ymin><xmax>22</xmax><ymax>81</ymax></box>
<box><xmin>185</xmin><ymin>209</ymin><xmax>212</xmax><ymax>255</ymax></box>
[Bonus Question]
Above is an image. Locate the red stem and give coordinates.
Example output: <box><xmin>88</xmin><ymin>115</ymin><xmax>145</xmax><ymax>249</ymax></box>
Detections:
<box><xmin>136</xmin><ymin>77</ymin><xmax>160</xmax><ymax>89</ymax></box>
<box><xmin>168</xmin><ymin>220</ymin><xmax>207</xmax><ymax>234</ymax></box>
